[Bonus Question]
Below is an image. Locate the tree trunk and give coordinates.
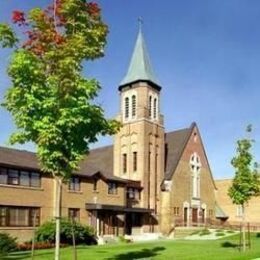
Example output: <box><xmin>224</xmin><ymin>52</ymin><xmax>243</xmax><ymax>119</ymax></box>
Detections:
<box><xmin>242</xmin><ymin>204</ymin><xmax>246</xmax><ymax>252</ymax></box>
<box><xmin>31</xmin><ymin>211</ymin><xmax>37</xmax><ymax>260</ymax></box>
<box><xmin>71</xmin><ymin>219</ymin><xmax>77</xmax><ymax>260</ymax></box>
<box><xmin>54</xmin><ymin>177</ymin><xmax>62</xmax><ymax>260</ymax></box>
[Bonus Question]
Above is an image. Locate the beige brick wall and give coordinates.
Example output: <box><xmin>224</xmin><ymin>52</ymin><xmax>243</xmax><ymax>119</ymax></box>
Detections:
<box><xmin>216</xmin><ymin>179</ymin><xmax>260</xmax><ymax>224</ymax></box>
<box><xmin>0</xmin><ymin>173</ymin><xmax>126</xmax><ymax>241</ymax></box>
<box><xmin>62</xmin><ymin>177</ymin><xmax>126</xmax><ymax>226</ymax></box>
<box><xmin>0</xmin><ymin>174</ymin><xmax>53</xmax><ymax>241</ymax></box>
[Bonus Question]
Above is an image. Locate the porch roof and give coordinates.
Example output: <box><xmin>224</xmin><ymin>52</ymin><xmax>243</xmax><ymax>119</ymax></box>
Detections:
<box><xmin>85</xmin><ymin>203</ymin><xmax>153</xmax><ymax>213</ymax></box>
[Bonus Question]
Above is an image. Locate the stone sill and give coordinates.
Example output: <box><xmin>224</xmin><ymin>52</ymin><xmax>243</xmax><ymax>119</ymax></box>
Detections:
<box><xmin>67</xmin><ymin>190</ymin><xmax>83</xmax><ymax>194</ymax></box>
<box><xmin>107</xmin><ymin>194</ymin><xmax>120</xmax><ymax>198</ymax></box>
<box><xmin>0</xmin><ymin>184</ymin><xmax>43</xmax><ymax>191</ymax></box>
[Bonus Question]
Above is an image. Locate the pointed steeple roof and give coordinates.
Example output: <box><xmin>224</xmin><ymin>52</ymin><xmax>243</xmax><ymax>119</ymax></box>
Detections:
<box><xmin>119</xmin><ymin>26</ymin><xmax>160</xmax><ymax>90</ymax></box>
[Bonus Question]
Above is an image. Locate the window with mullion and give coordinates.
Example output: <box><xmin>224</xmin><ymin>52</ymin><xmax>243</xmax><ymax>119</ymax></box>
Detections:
<box><xmin>0</xmin><ymin>207</ymin><xmax>7</xmax><ymax>227</ymax></box>
<box><xmin>68</xmin><ymin>208</ymin><xmax>80</xmax><ymax>222</ymax></box>
<box><xmin>0</xmin><ymin>168</ymin><xmax>7</xmax><ymax>184</ymax></box>
<box><xmin>108</xmin><ymin>182</ymin><xmax>117</xmax><ymax>195</ymax></box>
<box><xmin>8</xmin><ymin>169</ymin><xmax>19</xmax><ymax>185</ymax></box>
<box><xmin>31</xmin><ymin>172</ymin><xmax>41</xmax><ymax>187</ymax></box>
<box><xmin>69</xmin><ymin>177</ymin><xmax>80</xmax><ymax>191</ymax></box>
<box><xmin>20</xmin><ymin>171</ymin><xmax>30</xmax><ymax>186</ymax></box>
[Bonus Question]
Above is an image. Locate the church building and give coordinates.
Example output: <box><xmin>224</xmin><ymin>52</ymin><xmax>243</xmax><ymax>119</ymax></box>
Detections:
<box><xmin>0</xmin><ymin>28</ymin><xmax>219</xmax><ymax>242</ymax></box>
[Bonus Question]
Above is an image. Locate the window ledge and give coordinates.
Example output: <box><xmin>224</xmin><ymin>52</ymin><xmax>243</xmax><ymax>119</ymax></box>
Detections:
<box><xmin>93</xmin><ymin>190</ymin><xmax>99</xmax><ymax>193</ymax></box>
<box><xmin>67</xmin><ymin>190</ymin><xmax>83</xmax><ymax>194</ymax></box>
<box><xmin>0</xmin><ymin>184</ymin><xmax>43</xmax><ymax>191</ymax></box>
<box><xmin>0</xmin><ymin>227</ymin><xmax>36</xmax><ymax>230</ymax></box>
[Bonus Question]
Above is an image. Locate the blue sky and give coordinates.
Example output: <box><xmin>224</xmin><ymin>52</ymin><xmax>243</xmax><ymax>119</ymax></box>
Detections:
<box><xmin>0</xmin><ymin>0</ymin><xmax>259</xmax><ymax>179</ymax></box>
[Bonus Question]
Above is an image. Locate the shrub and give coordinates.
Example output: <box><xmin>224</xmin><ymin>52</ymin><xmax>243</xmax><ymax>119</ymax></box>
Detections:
<box><xmin>35</xmin><ymin>219</ymin><xmax>97</xmax><ymax>245</ymax></box>
<box><xmin>256</xmin><ymin>232</ymin><xmax>260</xmax><ymax>238</ymax></box>
<box><xmin>17</xmin><ymin>241</ymin><xmax>67</xmax><ymax>251</ymax></box>
<box><xmin>226</xmin><ymin>230</ymin><xmax>235</xmax><ymax>234</ymax></box>
<box><xmin>190</xmin><ymin>230</ymin><xmax>200</xmax><ymax>236</ymax></box>
<box><xmin>0</xmin><ymin>233</ymin><xmax>17</xmax><ymax>255</ymax></box>
<box><xmin>199</xmin><ymin>229</ymin><xmax>211</xmax><ymax>236</ymax></box>
<box><xmin>215</xmin><ymin>232</ymin><xmax>225</xmax><ymax>237</ymax></box>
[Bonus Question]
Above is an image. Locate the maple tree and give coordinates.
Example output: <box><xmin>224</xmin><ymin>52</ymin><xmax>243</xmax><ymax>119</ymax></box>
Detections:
<box><xmin>228</xmin><ymin>125</ymin><xmax>260</xmax><ymax>252</ymax></box>
<box><xmin>0</xmin><ymin>1</ymin><xmax>119</xmax><ymax>259</ymax></box>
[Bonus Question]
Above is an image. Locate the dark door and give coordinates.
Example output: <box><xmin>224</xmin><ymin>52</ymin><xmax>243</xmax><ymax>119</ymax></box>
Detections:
<box><xmin>125</xmin><ymin>213</ymin><xmax>132</xmax><ymax>235</ymax></box>
<box><xmin>184</xmin><ymin>207</ymin><xmax>188</xmax><ymax>226</ymax></box>
<box><xmin>192</xmin><ymin>208</ymin><xmax>198</xmax><ymax>225</ymax></box>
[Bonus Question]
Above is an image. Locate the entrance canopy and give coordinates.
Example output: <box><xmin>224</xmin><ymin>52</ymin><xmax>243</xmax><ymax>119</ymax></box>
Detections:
<box><xmin>85</xmin><ymin>203</ymin><xmax>153</xmax><ymax>213</ymax></box>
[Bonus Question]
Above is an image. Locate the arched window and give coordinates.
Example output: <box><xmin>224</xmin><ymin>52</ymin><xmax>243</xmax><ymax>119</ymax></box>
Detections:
<box><xmin>125</xmin><ymin>97</ymin><xmax>129</xmax><ymax>119</ymax></box>
<box><xmin>190</xmin><ymin>153</ymin><xmax>201</xmax><ymax>198</ymax></box>
<box><xmin>132</xmin><ymin>95</ymin><xmax>136</xmax><ymax>118</ymax></box>
<box><xmin>149</xmin><ymin>96</ymin><xmax>152</xmax><ymax>118</ymax></box>
<box><xmin>153</xmin><ymin>98</ymin><xmax>157</xmax><ymax>119</ymax></box>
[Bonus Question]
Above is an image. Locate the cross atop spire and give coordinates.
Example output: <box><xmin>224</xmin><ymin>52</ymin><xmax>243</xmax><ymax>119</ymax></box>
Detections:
<box><xmin>119</xmin><ymin>21</ymin><xmax>160</xmax><ymax>90</ymax></box>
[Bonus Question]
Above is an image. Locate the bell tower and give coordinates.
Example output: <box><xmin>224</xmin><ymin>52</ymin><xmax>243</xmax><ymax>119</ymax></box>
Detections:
<box><xmin>114</xmin><ymin>24</ymin><xmax>165</xmax><ymax>213</ymax></box>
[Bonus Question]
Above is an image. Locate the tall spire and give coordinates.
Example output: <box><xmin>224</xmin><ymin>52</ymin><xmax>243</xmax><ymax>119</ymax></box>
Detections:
<box><xmin>119</xmin><ymin>20</ymin><xmax>160</xmax><ymax>89</ymax></box>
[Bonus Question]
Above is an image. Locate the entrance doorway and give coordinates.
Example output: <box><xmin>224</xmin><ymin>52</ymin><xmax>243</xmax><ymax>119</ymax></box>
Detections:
<box><xmin>192</xmin><ymin>208</ymin><xmax>198</xmax><ymax>225</ymax></box>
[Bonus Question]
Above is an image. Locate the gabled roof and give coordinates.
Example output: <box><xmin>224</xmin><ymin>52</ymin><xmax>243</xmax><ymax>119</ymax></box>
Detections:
<box><xmin>164</xmin><ymin>123</ymin><xmax>195</xmax><ymax>180</ymax></box>
<box><xmin>119</xmin><ymin>28</ymin><xmax>160</xmax><ymax>89</ymax></box>
<box><xmin>164</xmin><ymin>122</ymin><xmax>217</xmax><ymax>190</ymax></box>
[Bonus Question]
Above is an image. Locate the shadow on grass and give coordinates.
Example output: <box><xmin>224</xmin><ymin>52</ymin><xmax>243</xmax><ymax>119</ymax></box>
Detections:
<box><xmin>106</xmin><ymin>246</ymin><xmax>165</xmax><ymax>260</ymax></box>
<box><xmin>221</xmin><ymin>241</ymin><xmax>239</xmax><ymax>248</ymax></box>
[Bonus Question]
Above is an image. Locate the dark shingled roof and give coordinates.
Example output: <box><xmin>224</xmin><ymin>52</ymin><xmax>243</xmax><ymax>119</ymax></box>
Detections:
<box><xmin>78</xmin><ymin>145</ymin><xmax>126</xmax><ymax>182</ymax></box>
<box><xmin>0</xmin><ymin>147</ymin><xmax>39</xmax><ymax>170</ymax></box>
<box><xmin>164</xmin><ymin>123</ymin><xmax>195</xmax><ymax>180</ymax></box>
<box><xmin>0</xmin><ymin>145</ymin><xmax>125</xmax><ymax>182</ymax></box>
<box><xmin>0</xmin><ymin>123</ymin><xmax>196</xmax><ymax>182</ymax></box>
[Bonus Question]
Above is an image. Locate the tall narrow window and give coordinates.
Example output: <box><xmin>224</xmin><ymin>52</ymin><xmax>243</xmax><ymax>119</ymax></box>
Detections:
<box><xmin>31</xmin><ymin>172</ymin><xmax>41</xmax><ymax>187</ymax></box>
<box><xmin>8</xmin><ymin>169</ymin><xmax>19</xmax><ymax>185</ymax></box>
<box><xmin>0</xmin><ymin>168</ymin><xmax>7</xmax><ymax>184</ymax></box>
<box><xmin>133</xmin><ymin>152</ymin><xmax>137</xmax><ymax>172</ymax></box>
<box><xmin>20</xmin><ymin>171</ymin><xmax>30</xmax><ymax>186</ymax></box>
<box><xmin>132</xmin><ymin>95</ymin><xmax>136</xmax><ymax>118</ymax></box>
<box><xmin>153</xmin><ymin>98</ymin><xmax>157</xmax><ymax>119</ymax></box>
<box><xmin>190</xmin><ymin>153</ymin><xmax>201</xmax><ymax>198</ymax></box>
<box><xmin>125</xmin><ymin>97</ymin><xmax>129</xmax><ymax>119</ymax></box>
<box><xmin>123</xmin><ymin>153</ymin><xmax>127</xmax><ymax>174</ymax></box>
<box><xmin>149</xmin><ymin>96</ymin><xmax>152</xmax><ymax>118</ymax></box>
<box><xmin>93</xmin><ymin>179</ymin><xmax>98</xmax><ymax>191</ymax></box>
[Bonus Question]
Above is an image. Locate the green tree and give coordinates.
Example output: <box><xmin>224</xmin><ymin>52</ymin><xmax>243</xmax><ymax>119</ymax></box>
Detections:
<box><xmin>0</xmin><ymin>1</ymin><xmax>119</xmax><ymax>259</ymax></box>
<box><xmin>228</xmin><ymin>125</ymin><xmax>260</xmax><ymax>252</ymax></box>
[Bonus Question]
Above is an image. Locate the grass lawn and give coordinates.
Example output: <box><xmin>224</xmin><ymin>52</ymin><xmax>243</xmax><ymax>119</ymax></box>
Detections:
<box><xmin>3</xmin><ymin>234</ymin><xmax>260</xmax><ymax>260</ymax></box>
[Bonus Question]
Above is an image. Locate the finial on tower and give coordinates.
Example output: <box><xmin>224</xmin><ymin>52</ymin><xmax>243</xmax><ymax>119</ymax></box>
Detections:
<box><xmin>138</xmin><ymin>17</ymin><xmax>143</xmax><ymax>32</ymax></box>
